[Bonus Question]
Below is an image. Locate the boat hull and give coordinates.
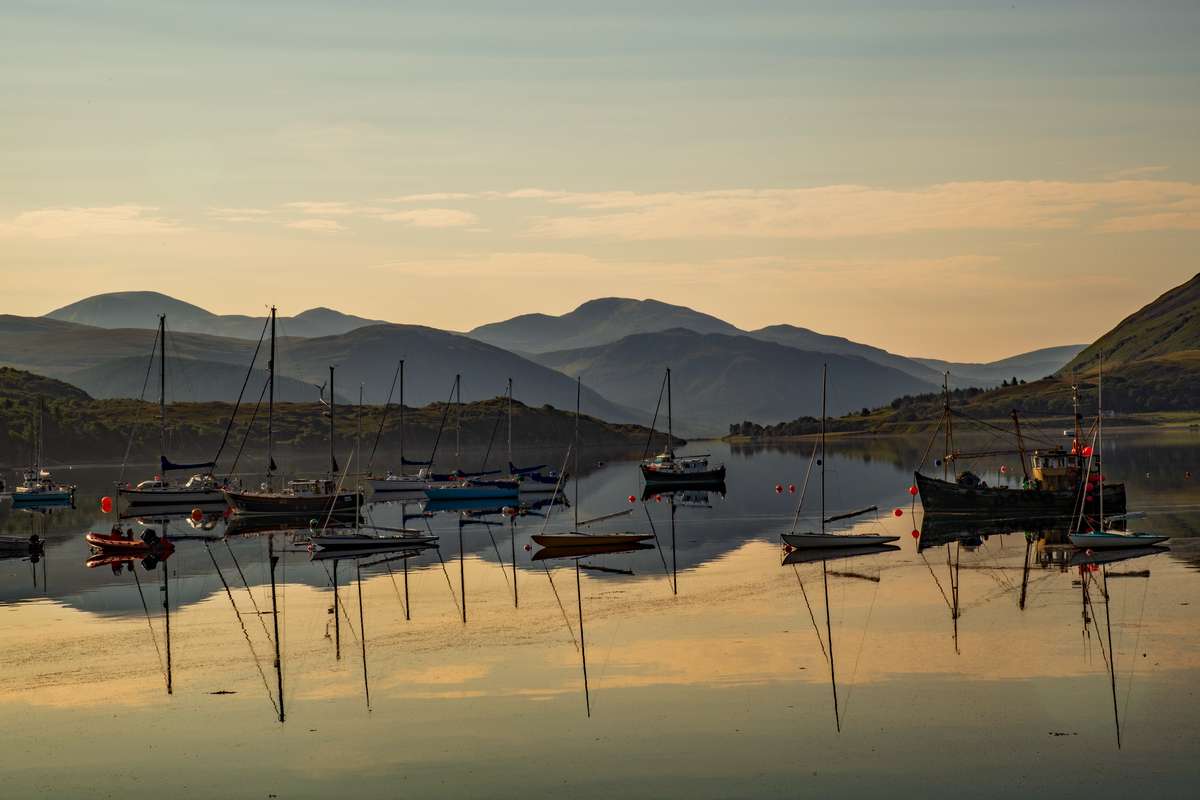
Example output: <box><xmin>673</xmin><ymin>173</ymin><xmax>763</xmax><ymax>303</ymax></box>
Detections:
<box><xmin>782</xmin><ymin>532</ymin><xmax>900</xmax><ymax>549</ymax></box>
<box><xmin>120</xmin><ymin>487</ymin><xmax>225</xmax><ymax>506</ymax></box>
<box><xmin>223</xmin><ymin>489</ymin><xmax>363</xmax><ymax>515</ymax></box>
<box><xmin>914</xmin><ymin>471</ymin><xmax>1125</xmax><ymax>517</ymax></box>
<box><xmin>424</xmin><ymin>485</ymin><xmax>519</xmax><ymax>501</ymax></box>
<box><xmin>531</xmin><ymin>532</ymin><xmax>654</xmax><ymax>548</ymax></box>
<box><xmin>783</xmin><ymin>543</ymin><xmax>900</xmax><ymax>565</ymax></box>
<box><xmin>1068</xmin><ymin>532</ymin><xmax>1169</xmax><ymax>549</ymax></box>
<box><xmin>86</xmin><ymin>532</ymin><xmax>175</xmax><ymax>554</ymax></box>
<box><xmin>641</xmin><ymin>464</ymin><xmax>727</xmax><ymax>485</ymax></box>
<box><xmin>309</xmin><ymin>534</ymin><xmax>438</xmax><ymax>550</ymax></box>
<box><xmin>368</xmin><ymin>477</ymin><xmax>427</xmax><ymax>493</ymax></box>
<box><xmin>12</xmin><ymin>490</ymin><xmax>74</xmax><ymax>506</ymax></box>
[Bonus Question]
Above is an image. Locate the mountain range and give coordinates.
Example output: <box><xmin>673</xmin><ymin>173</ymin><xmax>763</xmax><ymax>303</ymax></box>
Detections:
<box><xmin>0</xmin><ymin>290</ymin><xmax>1092</xmax><ymax>434</ymax></box>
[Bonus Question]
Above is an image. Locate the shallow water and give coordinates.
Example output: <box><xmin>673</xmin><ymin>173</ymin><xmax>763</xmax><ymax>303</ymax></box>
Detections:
<box><xmin>2</xmin><ymin>431</ymin><xmax>1199</xmax><ymax>798</ymax></box>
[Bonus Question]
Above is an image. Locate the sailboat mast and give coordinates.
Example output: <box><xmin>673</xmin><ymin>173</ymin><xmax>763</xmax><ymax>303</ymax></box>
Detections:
<box><xmin>666</xmin><ymin>367</ymin><xmax>673</xmax><ymax>456</ymax></box>
<box><xmin>820</xmin><ymin>364</ymin><xmax>827</xmax><ymax>534</ymax></box>
<box><xmin>162</xmin><ymin>559</ymin><xmax>173</xmax><ymax>695</ymax></box>
<box><xmin>1098</xmin><ymin>352</ymin><xmax>1104</xmax><ymax>523</ymax></box>
<box><xmin>399</xmin><ymin>360</ymin><xmax>405</xmax><ymax>468</ymax></box>
<box><xmin>455</xmin><ymin>374</ymin><xmax>461</xmax><ymax>472</ymax></box>
<box><xmin>268</xmin><ymin>533</ymin><xmax>285</xmax><ymax>723</ymax></box>
<box><xmin>329</xmin><ymin>365</ymin><xmax>336</xmax><ymax>478</ymax></box>
<box><xmin>507</xmin><ymin>377</ymin><xmax>513</xmax><ymax>470</ymax></box>
<box><xmin>268</xmin><ymin>306</ymin><xmax>276</xmax><ymax>485</ymax></box>
<box><xmin>575</xmin><ymin>377</ymin><xmax>581</xmax><ymax>530</ymax></box>
<box><xmin>159</xmin><ymin>315</ymin><xmax>166</xmax><ymax>466</ymax></box>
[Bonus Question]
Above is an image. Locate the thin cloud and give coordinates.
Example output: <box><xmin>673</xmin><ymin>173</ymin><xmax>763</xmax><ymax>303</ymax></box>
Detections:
<box><xmin>382</xmin><ymin>192</ymin><xmax>478</xmax><ymax>203</ymax></box>
<box><xmin>208</xmin><ymin>207</ymin><xmax>272</xmax><ymax>222</ymax></box>
<box><xmin>0</xmin><ymin>205</ymin><xmax>182</xmax><ymax>239</ymax></box>
<box><xmin>285</xmin><ymin>218</ymin><xmax>345</xmax><ymax>233</ymax></box>
<box><xmin>375</xmin><ymin>208</ymin><xmax>479</xmax><ymax>228</ymax></box>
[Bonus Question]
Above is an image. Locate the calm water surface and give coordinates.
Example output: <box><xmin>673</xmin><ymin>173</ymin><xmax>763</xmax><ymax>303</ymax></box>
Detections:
<box><xmin>2</xmin><ymin>431</ymin><xmax>1199</xmax><ymax>798</ymax></box>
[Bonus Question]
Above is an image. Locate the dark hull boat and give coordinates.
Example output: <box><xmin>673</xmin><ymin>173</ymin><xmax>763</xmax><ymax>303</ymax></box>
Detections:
<box><xmin>223</xmin><ymin>486</ymin><xmax>363</xmax><ymax>516</ymax></box>
<box><xmin>640</xmin><ymin>463</ymin><xmax>727</xmax><ymax>485</ymax></box>
<box><xmin>914</xmin><ymin>470</ymin><xmax>1125</xmax><ymax>517</ymax></box>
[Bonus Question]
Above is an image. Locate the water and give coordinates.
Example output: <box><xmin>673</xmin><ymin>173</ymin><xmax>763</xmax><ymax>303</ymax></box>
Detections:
<box><xmin>2</xmin><ymin>431</ymin><xmax>1199</xmax><ymax>798</ymax></box>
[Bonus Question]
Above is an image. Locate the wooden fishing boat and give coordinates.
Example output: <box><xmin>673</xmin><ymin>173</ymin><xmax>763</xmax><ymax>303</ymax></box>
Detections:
<box><xmin>1068</xmin><ymin>531</ymin><xmax>1169</xmax><ymax>549</ymax></box>
<box><xmin>780</xmin><ymin>365</ymin><xmax>898</xmax><ymax>550</ymax></box>
<box><xmin>639</xmin><ymin>367</ymin><xmax>726</xmax><ymax>485</ymax></box>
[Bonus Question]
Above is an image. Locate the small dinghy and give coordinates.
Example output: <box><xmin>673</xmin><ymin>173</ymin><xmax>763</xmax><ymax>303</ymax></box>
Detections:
<box><xmin>783</xmin><ymin>532</ymin><xmax>899</xmax><ymax>550</ymax></box>
<box><xmin>532</xmin><ymin>532</ymin><xmax>653</xmax><ymax>548</ymax></box>
<box><xmin>782</xmin><ymin>543</ymin><xmax>899</xmax><ymax>565</ymax></box>
<box><xmin>86</xmin><ymin>528</ymin><xmax>173</xmax><ymax>553</ymax></box>
<box><xmin>1068</xmin><ymin>530</ymin><xmax>1169</xmax><ymax>549</ymax></box>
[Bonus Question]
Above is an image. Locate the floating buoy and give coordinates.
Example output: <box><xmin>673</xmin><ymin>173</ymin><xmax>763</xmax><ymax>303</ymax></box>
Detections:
<box><xmin>816</xmin><ymin>459</ymin><xmax>823</xmax><ymax>466</ymax></box>
<box><xmin>774</xmin><ymin>484</ymin><xmax>783</xmax><ymax>493</ymax></box>
<box><xmin>100</xmin><ymin>496</ymin><xmax>113</xmax><ymax>514</ymax></box>
<box><xmin>893</xmin><ymin>508</ymin><xmax>903</xmax><ymax>517</ymax></box>
<box><xmin>783</xmin><ymin>544</ymin><xmax>794</xmax><ymax>553</ymax></box>
<box><xmin>655</xmin><ymin>494</ymin><xmax>662</xmax><ymax>503</ymax></box>
<box><xmin>1081</xmin><ymin>446</ymin><xmax>1094</xmax><ymax>457</ymax></box>
<box><xmin>934</xmin><ymin>458</ymin><xmax>943</xmax><ymax>467</ymax></box>
<box><xmin>1187</xmin><ymin>471</ymin><xmax>1193</xmax><ymax>479</ymax></box>
<box><xmin>1000</xmin><ymin>465</ymin><xmax>1008</xmax><ymax>474</ymax></box>
<box><xmin>190</xmin><ymin>507</ymin><xmax>203</xmax><ymax>522</ymax></box>
<box><xmin>627</xmin><ymin>495</ymin><xmax>636</xmax><ymax>503</ymax></box>
<box><xmin>788</xmin><ymin>484</ymin><xmax>796</xmax><ymax>493</ymax></box>
<box><xmin>908</xmin><ymin>485</ymin><xmax>918</xmax><ymax>496</ymax></box>
<box><xmin>523</xmin><ymin>543</ymin><xmax>532</xmax><ymax>552</ymax></box>
<box><xmin>911</xmin><ymin>529</ymin><xmax>920</xmax><ymax>539</ymax></box>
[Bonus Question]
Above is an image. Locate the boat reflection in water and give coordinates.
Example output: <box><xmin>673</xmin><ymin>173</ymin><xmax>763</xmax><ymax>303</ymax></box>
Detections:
<box><xmin>532</xmin><ymin>540</ymin><xmax>655</xmax><ymax>717</ymax></box>
<box><xmin>782</xmin><ymin>543</ymin><xmax>898</xmax><ymax>732</ymax></box>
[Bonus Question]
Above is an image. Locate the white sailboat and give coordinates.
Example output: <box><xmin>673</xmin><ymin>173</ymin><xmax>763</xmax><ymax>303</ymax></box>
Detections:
<box><xmin>1069</xmin><ymin>353</ymin><xmax>1169</xmax><ymax>550</ymax></box>
<box><xmin>782</xmin><ymin>365</ymin><xmax>898</xmax><ymax>550</ymax></box>
<box><xmin>366</xmin><ymin>359</ymin><xmax>433</xmax><ymax>493</ymax></box>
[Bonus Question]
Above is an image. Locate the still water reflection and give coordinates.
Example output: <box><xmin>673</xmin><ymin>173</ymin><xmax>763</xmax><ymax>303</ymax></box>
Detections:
<box><xmin>2</xmin><ymin>432</ymin><xmax>1199</xmax><ymax>798</ymax></box>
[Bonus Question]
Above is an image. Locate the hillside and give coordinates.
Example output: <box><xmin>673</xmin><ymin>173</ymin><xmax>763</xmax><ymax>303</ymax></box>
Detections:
<box><xmin>468</xmin><ymin>297</ymin><xmax>741</xmax><ymax>354</ymax></box>
<box><xmin>532</xmin><ymin>328</ymin><xmax>933</xmax><ymax>432</ymax></box>
<box><xmin>0</xmin><ymin>368</ymin><xmax>666</xmax><ymax>471</ymax></box>
<box><xmin>1064</xmin><ymin>272</ymin><xmax>1200</xmax><ymax>373</ymax></box>
<box><xmin>45</xmin><ymin>291</ymin><xmax>383</xmax><ymax>339</ymax></box>
<box><xmin>0</xmin><ymin>316</ymin><xmax>643</xmax><ymax>422</ymax></box>
<box><xmin>748</xmin><ymin>324</ymin><xmax>943</xmax><ymax>384</ymax></box>
<box><xmin>914</xmin><ymin>344</ymin><xmax>1087</xmax><ymax>387</ymax></box>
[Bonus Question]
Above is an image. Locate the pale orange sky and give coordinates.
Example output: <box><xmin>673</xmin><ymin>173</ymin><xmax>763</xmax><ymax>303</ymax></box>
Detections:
<box><xmin>4</xmin><ymin>3</ymin><xmax>1199</xmax><ymax>360</ymax></box>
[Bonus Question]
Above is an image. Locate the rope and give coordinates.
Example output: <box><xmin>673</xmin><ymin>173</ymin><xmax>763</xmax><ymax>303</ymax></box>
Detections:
<box><xmin>792</xmin><ymin>565</ymin><xmax>828</xmax><ymax>662</ymax></box>
<box><xmin>227</xmin><ymin>376</ymin><xmax>270</xmax><ymax>480</ymax></box>
<box><xmin>131</xmin><ymin>566</ymin><xmax>168</xmax><ymax>689</ymax></box>
<box><xmin>368</xmin><ymin>359</ymin><xmax>403</xmax><ymax>472</ymax></box>
<box><xmin>641</xmin><ymin>370</ymin><xmax>669</xmax><ymax>460</ymax></box>
<box><xmin>542</xmin><ymin>562</ymin><xmax>579</xmax><ymax>650</ymax></box>
<box><xmin>205</xmin><ymin>542</ymin><xmax>280</xmax><ymax>718</ymax></box>
<box><xmin>211</xmin><ymin>315</ymin><xmax>270</xmax><ymax>471</ymax></box>
<box><xmin>118</xmin><ymin>325</ymin><xmax>160</xmax><ymax>482</ymax></box>
<box><xmin>225</xmin><ymin>540</ymin><xmax>274</xmax><ymax>642</ymax></box>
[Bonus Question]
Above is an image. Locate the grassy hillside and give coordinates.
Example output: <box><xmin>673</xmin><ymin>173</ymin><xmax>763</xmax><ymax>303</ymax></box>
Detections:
<box><xmin>0</xmin><ymin>368</ymin><xmax>666</xmax><ymax>471</ymax></box>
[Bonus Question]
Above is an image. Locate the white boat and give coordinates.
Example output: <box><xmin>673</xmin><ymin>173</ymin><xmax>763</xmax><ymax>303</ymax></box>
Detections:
<box><xmin>309</xmin><ymin>532</ymin><xmax>438</xmax><ymax>551</ymax></box>
<box><xmin>532</xmin><ymin>532</ymin><xmax>653</xmax><ymax>548</ymax></box>
<box><xmin>1068</xmin><ymin>530</ymin><xmax>1169</xmax><ymax>549</ymax></box>
<box><xmin>365</xmin><ymin>360</ymin><xmax>439</xmax><ymax>493</ymax></box>
<box><xmin>780</xmin><ymin>365</ymin><xmax>897</xmax><ymax>550</ymax></box>
<box><xmin>11</xmin><ymin>399</ymin><xmax>75</xmax><ymax>506</ymax></box>
<box><xmin>783</xmin><ymin>532</ymin><xmax>899</xmax><ymax>549</ymax></box>
<box><xmin>368</xmin><ymin>474</ymin><xmax>427</xmax><ymax>493</ymax></box>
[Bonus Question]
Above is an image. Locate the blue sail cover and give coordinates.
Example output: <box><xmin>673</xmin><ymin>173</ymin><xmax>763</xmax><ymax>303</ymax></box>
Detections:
<box><xmin>161</xmin><ymin>456</ymin><xmax>216</xmax><ymax>473</ymax></box>
<box><xmin>508</xmin><ymin>462</ymin><xmax>548</xmax><ymax>475</ymax></box>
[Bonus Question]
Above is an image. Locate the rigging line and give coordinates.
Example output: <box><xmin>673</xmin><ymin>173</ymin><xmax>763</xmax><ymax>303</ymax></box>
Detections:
<box><xmin>424</xmin><ymin>378</ymin><xmax>459</xmax><ymax>470</ymax></box>
<box><xmin>382</xmin><ymin>560</ymin><xmax>409</xmax><ymax>619</ymax></box>
<box><xmin>319</xmin><ymin>451</ymin><xmax>355</xmax><ymax>534</ymax></box>
<box><xmin>488</xmin><ymin>529</ymin><xmax>513</xmax><ymax>593</ymax></box>
<box><xmin>224</xmin><ymin>540</ymin><xmax>274</xmax><ymax>643</ymax></box>
<box><xmin>227</xmin><ymin>375</ymin><xmax>270</xmax><ymax>479</ymax></box>
<box><xmin>319</xmin><ymin>561</ymin><xmax>361</xmax><ymax>644</ymax></box>
<box><xmin>792</xmin><ymin>564</ymin><xmax>828</xmax><ymax>662</ymax></box>
<box><xmin>643</xmin><ymin>502</ymin><xmax>673</xmax><ymax>591</ymax></box>
<box><xmin>434</xmin><ymin>547</ymin><xmax>462</xmax><ymax>617</ymax></box>
<box><xmin>641</xmin><ymin>370</ymin><xmax>669</xmax><ymax>461</ymax></box>
<box><xmin>368</xmin><ymin>358</ymin><xmax>403</xmax><ymax>472</ymax></box>
<box><xmin>949</xmin><ymin>408</ymin><xmax>1056</xmax><ymax>450</ymax></box>
<box><xmin>118</xmin><ymin>325</ymin><xmax>161</xmax><ymax>482</ymax></box>
<box><xmin>919</xmin><ymin>551</ymin><xmax>954</xmax><ymax>612</ymax></box>
<box><xmin>535</xmin><ymin>445</ymin><xmax>573</xmax><ymax>538</ymax></box>
<box><xmin>356</xmin><ymin>560</ymin><xmax>370</xmax><ymax>712</ymax></box>
<box><xmin>131</xmin><ymin>565</ymin><xmax>168</xmax><ymax>688</ymax></box>
<box><xmin>542</xmin><ymin>562</ymin><xmax>579</xmax><ymax>651</ymax></box>
<box><xmin>211</xmin><ymin>314</ymin><xmax>270</xmax><ymax>471</ymax></box>
<box><xmin>839</xmin><ymin>565</ymin><xmax>882</xmax><ymax>724</ymax></box>
<box><xmin>204</xmin><ymin>542</ymin><xmax>280</xmax><ymax>717</ymax></box>
<box><xmin>1121</xmin><ymin>572</ymin><xmax>1151</xmax><ymax>733</ymax></box>
<box><xmin>789</xmin><ymin>441</ymin><xmax>820</xmax><ymax>535</ymax></box>
<box><xmin>478</xmin><ymin>391</ymin><xmax>506</xmax><ymax>474</ymax></box>
<box><xmin>913</xmin><ymin>418</ymin><xmax>943</xmax><ymax>474</ymax></box>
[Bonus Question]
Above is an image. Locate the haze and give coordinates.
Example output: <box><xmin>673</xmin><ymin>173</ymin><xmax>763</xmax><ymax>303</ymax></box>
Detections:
<box><xmin>4</xmin><ymin>1</ymin><xmax>1199</xmax><ymax>360</ymax></box>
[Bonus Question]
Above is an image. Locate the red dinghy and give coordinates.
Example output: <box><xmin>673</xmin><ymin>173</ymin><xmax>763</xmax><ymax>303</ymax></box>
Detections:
<box><xmin>86</xmin><ymin>529</ymin><xmax>174</xmax><ymax>554</ymax></box>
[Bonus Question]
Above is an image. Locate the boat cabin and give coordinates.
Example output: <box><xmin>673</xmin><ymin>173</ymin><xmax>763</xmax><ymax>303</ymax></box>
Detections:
<box><xmin>1031</xmin><ymin>449</ymin><xmax>1082</xmax><ymax>491</ymax></box>
<box><xmin>645</xmin><ymin>452</ymin><xmax>710</xmax><ymax>474</ymax></box>
<box><xmin>286</xmin><ymin>479</ymin><xmax>339</xmax><ymax>496</ymax></box>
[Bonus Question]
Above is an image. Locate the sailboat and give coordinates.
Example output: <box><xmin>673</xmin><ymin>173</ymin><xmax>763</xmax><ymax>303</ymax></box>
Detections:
<box><xmin>11</xmin><ymin>397</ymin><xmax>76</xmax><ymax>507</ymax></box>
<box><xmin>119</xmin><ymin>315</ymin><xmax>225</xmax><ymax>506</ymax></box>
<box><xmin>782</xmin><ymin>365</ymin><xmax>898</xmax><ymax>550</ymax></box>
<box><xmin>531</xmin><ymin>378</ymin><xmax>651</xmax><ymax>549</ymax></box>
<box><xmin>639</xmin><ymin>367</ymin><xmax>726</xmax><ymax>485</ymax></box>
<box><xmin>1069</xmin><ymin>353</ymin><xmax>1168</xmax><ymax>550</ymax></box>
<box><xmin>366</xmin><ymin>359</ymin><xmax>431</xmax><ymax>493</ymax></box>
<box><xmin>423</xmin><ymin>376</ymin><xmax>521</xmax><ymax>501</ymax></box>
<box><xmin>224</xmin><ymin>309</ymin><xmax>363</xmax><ymax>515</ymax></box>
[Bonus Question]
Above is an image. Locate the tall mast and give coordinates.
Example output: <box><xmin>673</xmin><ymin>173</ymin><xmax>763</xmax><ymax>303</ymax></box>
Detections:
<box><xmin>399</xmin><ymin>360</ymin><xmax>405</xmax><ymax>468</ymax></box>
<box><xmin>575</xmin><ymin>377</ymin><xmax>581</xmax><ymax>530</ymax></box>
<box><xmin>159</xmin><ymin>314</ymin><xmax>166</xmax><ymax>465</ymax></box>
<box><xmin>507</xmin><ymin>377</ymin><xmax>513</xmax><ymax>470</ymax></box>
<box><xmin>162</xmin><ymin>559</ymin><xmax>173</xmax><ymax>695</ymax></box>
<box><xmin>942</xmin><ymin>372</ymin><xmax>951</xmax><ymax>481</ymax></box>
<box><xmin>329</xmin><ymin>365</ymin><xmax>336</xmax><ymax>478</ymax></box>
<box><xmin>268</xmin><ymin>533</ymin><xmax>285</xmax><ymax>723</ymax></box>
<box><xmin>455</xmin><ymin>374</ymin><xmax>461</xmax><ymax>473</ymax></box>
<box><xmin>820</xmin><ymin>364</ymin><xmax>827</xmax><ymax>534</ymax></box>
<box><xmin>1098</xmin><ymin>352</ymin><xmax>1104</xmax><ymax>524</ymax></box>
<box><xmin>666</xmin><ymin>367</ymin><xmax>673</xmax><ymax>457</ymax></box>
<box><xmin>267</xmin><ymin>306</ymin><xmax>276</xmax><ymax>485</ymax></box>
<box><xmin>1012</xmin><ymin>411</ymin><xmax>1030</xmax><ymax>482</ymax></box>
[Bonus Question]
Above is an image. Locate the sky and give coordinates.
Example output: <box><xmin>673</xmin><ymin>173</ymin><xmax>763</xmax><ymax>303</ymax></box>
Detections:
<box><xmin>3</xmin><ymin>0</ymin><xmax>1199</xmax><ymax>360</ymax></box>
